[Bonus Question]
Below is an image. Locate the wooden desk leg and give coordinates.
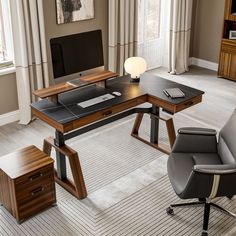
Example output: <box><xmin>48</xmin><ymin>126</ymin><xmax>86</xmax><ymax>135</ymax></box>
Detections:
<box><xmin>131</xmin><ymin>113</ymin><xmax>144</xmax><ymax>135</ymax></box>
<box><xmin>131</xmin><ymin>111</ymin><xmax>176</xmax><ymax>154</ymax></box>
<box><xmin>166</xmin><ymin>118</ymin><xmax>176</xmax><ymax>148</ymax></box>
<box><xmin>43</xmin><ymin>137</ymin><xmax>87</xmax><ymax>199</ymax></box>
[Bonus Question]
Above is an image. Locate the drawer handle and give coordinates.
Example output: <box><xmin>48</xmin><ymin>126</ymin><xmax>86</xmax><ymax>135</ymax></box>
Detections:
<box><xmin>184</xmin><ymin>101</ymin><xmax>194</xmax><ymax>106</ymax></box>
<box><xmin>29</xmin><ymin>172</ymin><xmax>43</xmax><ymax>181</ymax></box>
<box><xmin>102</xmin><ymin>110</ymin><xmax>112</xmax><ymax>116</ymax></box>
<box><xmin>31</xmin><ymin>187</ymin><xmax>44</xmax><ymax>196</ymax></box>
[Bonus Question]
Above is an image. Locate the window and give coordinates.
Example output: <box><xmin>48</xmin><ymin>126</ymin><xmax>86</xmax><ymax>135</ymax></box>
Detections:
<box><xmin>0</xmin><ymin>0</ymin><xmax>13</xmax><ymax>68</ymax></box>
<box><xmin>138</xmin><ymin>0</ymin><xmax>169</xmax><ymax>70</ymax></box>
<box><xmin>138</xmin><ymin>0</ymin><xmax>161</xmax><ymax>43</ymax></box>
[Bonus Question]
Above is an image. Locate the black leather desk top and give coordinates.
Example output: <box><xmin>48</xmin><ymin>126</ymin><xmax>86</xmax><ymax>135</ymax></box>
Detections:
<box><xmin>31</xmin><ymin>73</ymin><xmax>204</xmax><ymax>126</ymax></box>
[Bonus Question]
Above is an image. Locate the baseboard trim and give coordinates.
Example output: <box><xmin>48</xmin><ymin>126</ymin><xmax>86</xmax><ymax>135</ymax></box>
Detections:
<box><xmin>189</xmin><ymin>57</ymin><xmax>218</xmax><ymax>71</ymax></box>
<box><xmin>0</xmin><ymin>110</ymin><xmax>19</xmax><ymax>126</ymax></box>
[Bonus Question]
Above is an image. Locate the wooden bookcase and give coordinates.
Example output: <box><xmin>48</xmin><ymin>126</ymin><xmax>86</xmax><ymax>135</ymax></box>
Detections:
<box><xmin>218</xmin><ymin>0</ymin><xmax>236</xmax><ymax>81</ymax></box>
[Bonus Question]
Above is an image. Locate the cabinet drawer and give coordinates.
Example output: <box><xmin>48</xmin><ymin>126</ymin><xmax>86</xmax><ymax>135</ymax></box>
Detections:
<box><xmin>17</xmin><ymin>183</ymin><xmax>56</xmax><ymax>219</ymax></box>
<box><xmin>221</xmin><ymin>41</ymin><xmax>236</xmax><ymax>54</ymax></box>
<box><xmin>65</xmin><ymin>95</ymin><xmax>147</xmax><ymax>132</ymax></box>
<box><xmin>15</xmin><ymin>164</ymin><xmax>54</xmax><ymax>187</ymax></box>
<box><xmin>175</xmin><ymin>96</ymin><xmax>202</xmax><ymax>113</ymax></box>
<box><xmin>218</xmin><ymin>51</ymin><xmax>236</xmax><ymax>80</ymax></box>
<box><xmin>16</xmin><ymin>177</ymin><xmax>54</xmax><ymax>202</ymax></box>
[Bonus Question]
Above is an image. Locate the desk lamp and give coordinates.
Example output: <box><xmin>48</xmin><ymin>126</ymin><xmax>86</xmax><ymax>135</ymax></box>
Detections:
<box><xmin>124</xmin><ymin>57</ymin><xmax>147</xmax><ymax>83</ymax></box>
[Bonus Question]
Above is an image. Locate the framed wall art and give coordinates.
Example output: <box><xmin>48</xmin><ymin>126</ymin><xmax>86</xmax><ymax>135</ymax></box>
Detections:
<box><xmin>56</xmin><ymin>0</ymin><xmax>94</xmax><ymax>24</ymax></box>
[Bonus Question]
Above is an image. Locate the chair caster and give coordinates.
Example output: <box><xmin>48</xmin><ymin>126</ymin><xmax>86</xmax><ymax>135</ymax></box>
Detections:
<box><xmin>166</xmin><ymin>207</ymin><xmax>174</xmax><ymax>216</ymax></box>
<box><xmin>202</xmin><ymin>232</ymin><xmax>208</xmax><ymax>236</ymax></box>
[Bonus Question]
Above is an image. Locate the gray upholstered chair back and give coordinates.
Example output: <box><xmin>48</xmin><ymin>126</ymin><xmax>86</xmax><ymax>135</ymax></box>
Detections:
<box><xmin>218</xmin><ymin>109</ymin><xmax>236</xmax><ymax>164</ymax></box>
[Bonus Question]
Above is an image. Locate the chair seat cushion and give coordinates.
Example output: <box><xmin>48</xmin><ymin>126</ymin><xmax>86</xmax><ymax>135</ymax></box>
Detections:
<box><xmin>167</xmin><ymin>152</ymin><xmax>221</xmax><ymax>196</ymax></box>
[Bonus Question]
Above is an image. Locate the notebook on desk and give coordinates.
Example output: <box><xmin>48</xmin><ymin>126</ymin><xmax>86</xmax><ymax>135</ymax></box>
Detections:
<box><xmin>163</xmin><ymin>88</ymin><xmax>185</xmax><ymax>98</ymax></box>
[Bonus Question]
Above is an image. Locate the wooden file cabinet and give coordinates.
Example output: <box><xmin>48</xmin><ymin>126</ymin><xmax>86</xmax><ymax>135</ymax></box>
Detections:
<box><xmin>0</xmin><ymin>146</ymin><xmax>56</xmax><ymax>223</ymax></box>
<box><xmin>218</xmin><ymin>0</ymin><xmax>236</xmax><ymax>81</ymax></box>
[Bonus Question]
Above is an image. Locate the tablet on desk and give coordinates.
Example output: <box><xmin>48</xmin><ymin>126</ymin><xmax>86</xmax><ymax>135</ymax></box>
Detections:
<box><xmin>163</xmin><ymin>88</ymin><xmax>185</xmax><ymax>99</ymax></box>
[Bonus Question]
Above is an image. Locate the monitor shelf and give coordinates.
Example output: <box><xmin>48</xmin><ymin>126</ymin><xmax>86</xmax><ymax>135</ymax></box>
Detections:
<box><xmin>33</xmin><ymin>70</ymin><xmax>118</xmax><ymax>103</ymax></box>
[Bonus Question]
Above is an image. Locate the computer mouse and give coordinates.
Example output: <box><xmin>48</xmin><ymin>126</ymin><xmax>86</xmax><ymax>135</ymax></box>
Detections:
<box><xmin>112</xmin><ymin>91</ymin><xmax>122</xmax><ymax>96</ymax></box>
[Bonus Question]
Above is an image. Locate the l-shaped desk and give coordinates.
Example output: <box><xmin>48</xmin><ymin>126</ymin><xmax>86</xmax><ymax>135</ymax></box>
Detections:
<box><xmin>31</xmin><ymin>72</ymin><xmax>204</xmax><ymax>199</ymax></box>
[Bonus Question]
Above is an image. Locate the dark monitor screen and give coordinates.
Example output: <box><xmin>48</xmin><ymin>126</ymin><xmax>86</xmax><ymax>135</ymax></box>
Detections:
<box><xmin>50</xmin><ymin>30</ymin><xmax>104</xmax><ymax>79</ymax></box>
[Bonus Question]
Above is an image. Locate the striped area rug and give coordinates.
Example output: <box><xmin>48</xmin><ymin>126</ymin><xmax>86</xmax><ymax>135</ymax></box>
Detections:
<box><xmin>1</xmin><ymin>114</ymin><xmax>236</xmax><ymax>235</ymax></box>
<box><xmin>1</xmin><ymin>177</ymin><xmax>236</xmax><ymax>235</ymax></box>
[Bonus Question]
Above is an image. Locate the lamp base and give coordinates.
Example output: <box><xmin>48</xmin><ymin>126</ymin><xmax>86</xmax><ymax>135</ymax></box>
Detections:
<box><xmin>130</xmin><ymin>77</ymin><xmax>140</xmax><ymax>83</ymax></box>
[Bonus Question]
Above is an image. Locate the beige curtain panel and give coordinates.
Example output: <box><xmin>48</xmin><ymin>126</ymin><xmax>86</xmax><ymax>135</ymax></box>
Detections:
<box><xmin>108</xmin><ymin>0</ymin><xmax>138</xmax><ymax>75</ymax></box>
<box><xmin>169</xmin><ymin>0</ymin><xmax>193</xmax><ymax>75</ymax></box>
<box><xmin>10</xmin><ymin>0</ymin><xmax>49</xmax><ymax>125</ymax></box>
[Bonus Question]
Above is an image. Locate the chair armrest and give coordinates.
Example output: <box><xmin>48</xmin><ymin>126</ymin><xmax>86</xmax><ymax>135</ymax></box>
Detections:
<box><xmin>193</xmin><ymin>164</ymin><xmax>236</xmax><ymax>175</ymax></box>
<box><xmin>178</xmin><ymin>127</ymin><xmax>217</xmax><ymax>136</ymax></box>
<box><xmin>178</xmin><ymin>164</ymin><xmax>236</xmax><ymax>199</ymax></box>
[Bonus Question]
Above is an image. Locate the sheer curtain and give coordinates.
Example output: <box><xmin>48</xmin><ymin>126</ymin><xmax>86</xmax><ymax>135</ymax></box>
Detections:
<box><xmin>108</xmin><ymin>0</ymin><xmax>138</xmax><ymax>75</ymax></box>
<box><xmin>137</xmin><ymin>0</ymin><xmax>170</xmax><ymax>70</ymax></box>
<box><xmin>169</xmin><ymin>0</ymin><xmax>193</xmax><ymax>74</ymax></box>
<box><xmin>138</xmin><ymin>0</ymin><xmax>193</xmax><ymax>74</ymax></box>
<box><xmin>10</xmin><ymin>0</ymin><xmax>49</xmax><ymax>124</ymax></box>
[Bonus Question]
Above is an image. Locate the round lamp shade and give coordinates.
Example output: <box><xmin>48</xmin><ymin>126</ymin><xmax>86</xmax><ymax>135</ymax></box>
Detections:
<box><xmin>124</xmin><ymin>57</ymin><xmax>147</xmax><ymax>79</ymax></box>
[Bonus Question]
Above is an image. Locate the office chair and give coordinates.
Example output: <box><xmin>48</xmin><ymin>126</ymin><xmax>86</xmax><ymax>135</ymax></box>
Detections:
<box><xmin>166</xmin><ymin>109</ymin><xmax>236</xmax><ymax>236</ymax></box>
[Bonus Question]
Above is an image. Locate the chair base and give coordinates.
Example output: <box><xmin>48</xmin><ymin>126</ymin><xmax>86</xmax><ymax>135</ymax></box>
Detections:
<box><xmin>166</xmin><ymin>198</ymin><xmax>236</xmax><ymax>236</ymax></box>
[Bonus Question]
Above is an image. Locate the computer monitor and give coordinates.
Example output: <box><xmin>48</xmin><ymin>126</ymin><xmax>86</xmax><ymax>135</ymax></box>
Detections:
<box><xmin>50</xmin><ymin>29</ymin><xmax>104</xmax><ymax>84</ymax></box>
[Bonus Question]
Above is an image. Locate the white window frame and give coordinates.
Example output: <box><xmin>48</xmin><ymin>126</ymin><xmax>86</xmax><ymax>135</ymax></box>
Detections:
<box><xmin>0</xmin><ymin>0</ymin><xmax>14</xmax><ymax>70</ymax></box>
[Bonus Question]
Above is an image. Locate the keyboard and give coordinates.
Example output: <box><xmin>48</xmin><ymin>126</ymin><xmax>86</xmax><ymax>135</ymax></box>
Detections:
<box><xmin>77</xmin><ymin>93</ymin><xmax>115</xmax><ymax>108</ymax></box>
